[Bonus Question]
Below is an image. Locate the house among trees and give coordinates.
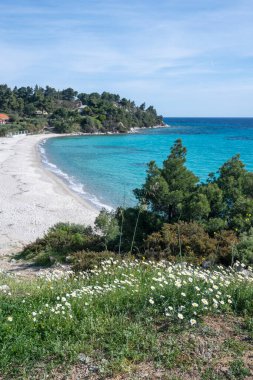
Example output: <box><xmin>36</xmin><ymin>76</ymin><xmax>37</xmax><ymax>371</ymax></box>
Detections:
<box><xmin>0</xmin><ymin>113</ymin><xmax>10</xmax><ymax>124</ymax></box>
<box><xmin>74</xmin><ymin>100</ymin><xmax>88</xmax><ymax>113</ymax></box>
<box><xmin>35</xmin><ymin>110</ymin><xmax>48</xmax><ymax>116</ymax></box>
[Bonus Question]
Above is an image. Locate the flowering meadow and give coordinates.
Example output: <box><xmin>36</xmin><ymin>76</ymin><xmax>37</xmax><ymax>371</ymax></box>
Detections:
<box><xmin>0</xmin><ymin>260</ymin><xmax>253</xmax><ymax>379</ymax></box>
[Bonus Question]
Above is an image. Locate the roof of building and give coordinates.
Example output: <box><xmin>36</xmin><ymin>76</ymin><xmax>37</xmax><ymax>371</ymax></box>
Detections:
<box><xmin>0</xmin><ymin>113</ymin><xmax>9</xmax><ymax>120</ymax></box>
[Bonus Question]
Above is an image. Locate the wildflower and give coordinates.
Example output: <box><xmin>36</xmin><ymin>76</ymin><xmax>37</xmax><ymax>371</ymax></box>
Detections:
<box><xmin>178</xmin><ymin>313</ymin><xmax>184</xmax><ymax>320</ymax></box>
<box><xmin>201</xmin><ymin>298</ymin><xmax>208</xmax><ymax>305</ymax></box>
<box><xmin>149</xmin><ymin>298</ymin><xmax>154</xmax><ymax>305</ymax></box>
<box><xmin>192</xmin><ymin>302</ymin><xmax>198</xmax><ymax>308</ymax></box>
<box><xmin>7</xmin><ymin>316</ymin><xmax>13</xmax><ymax>322</ymax></box>
<box><xmin>181</xmin><ymin>292</ymin><xmax>186</xmax><ymax>297</ymax></box>
<box><xmin>0</xmin><ymin>285</ymin><xmax>10</xmax><ymax>292</ymax></box>
<box><xmin>151</xmin><ymin>286</ymin><xmax>155</xmax><ymax>290</ymax></box>
<box><xmin>32</xmin><ymin>312</ymin><xmax>37</xmax><ymax>317</ymax></box>
<box><xmin>190</xmin><ymin>319</ymin><xmax>196</xmax><ymax>326</ymax></box>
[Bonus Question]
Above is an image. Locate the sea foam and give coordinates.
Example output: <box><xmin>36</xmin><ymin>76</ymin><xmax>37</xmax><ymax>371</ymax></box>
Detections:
<box><xmin>38</xmin><ymin>139</ymin><xmax>113</xmax><ymax>211</ymax></box>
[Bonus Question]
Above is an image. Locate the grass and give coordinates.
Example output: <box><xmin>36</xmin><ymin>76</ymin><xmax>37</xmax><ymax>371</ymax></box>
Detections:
<box><xmin>0</xmin><ymin>260</ymin><xmax>253</xmax><ymax>379</ymax></box>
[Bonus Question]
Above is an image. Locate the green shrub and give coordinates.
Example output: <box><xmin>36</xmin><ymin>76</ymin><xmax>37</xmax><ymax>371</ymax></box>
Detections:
<box><xmin>33</xmin><ymin>251</ymin><xmax>54</xmax><ymax>266</ymax></box>
<box><xmin>71</xmin><ymin>250</ymin><xmax>119</xmax><ymax>271</ymax></box>
<box><xmin>236</xmin><ymin>228</ymin><xmax>253</xmax><ymax>265</ymax></box>
<box><xmin>204</xmin><ymin>217</ymin><xmax>227</xmax><ymax>234</ymax></box>
<box><xmin>17</xmin><ymin>237</ymin><xmax>46</xmax><ymax>260</ymax></box>
<box><xmin>144</xmin><ymin>222</ymin><xmax>238</xmax><ymax>264</ymax></box>
<box><xmin>214</xmin><ymin>230</ymin><xmax>238</xmax><ymax>265</ymax></box>
<box><xmin>17</xmin><ymin>223</ymin><xmax>102</xmax><ymax>264</ymax></box>
<box><xmin>144</xmin><ymin>222</ymin><xmax>216</xmax><ymax>262</ymax></box>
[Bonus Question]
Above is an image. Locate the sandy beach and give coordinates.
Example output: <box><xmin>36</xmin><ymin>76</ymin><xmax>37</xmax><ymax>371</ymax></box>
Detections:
<box><xmin>0</xmin><ymin>134</ymin><xmax>99</xmax><ymax>257</ymax></box>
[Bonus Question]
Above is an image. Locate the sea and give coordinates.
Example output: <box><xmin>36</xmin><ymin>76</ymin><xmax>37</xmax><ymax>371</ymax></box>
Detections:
<box><xmin>40</xmin><ymin>118</ymin><xmax>253</xmax><ymax>210</ymax></box>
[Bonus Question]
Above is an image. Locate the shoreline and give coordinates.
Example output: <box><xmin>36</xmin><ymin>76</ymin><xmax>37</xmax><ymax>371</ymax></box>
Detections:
<box><xmin>0</xmin><ymin>133</ymin><xmax>99</xmax><ymax>257</ymax></box>
<box><xmin>0</xmin><ymin>124</ymin><xmax>167</xmax><ymax>257</ymax></box>
<box><xmin>38</xmin><ymin>137</ymin><xmax>113</xmax><ymax>211</ymax></box>
<box><xmin>33</xmin><ymin>124</ymin><xmax>168</xmax><ymax>211</ymax></box>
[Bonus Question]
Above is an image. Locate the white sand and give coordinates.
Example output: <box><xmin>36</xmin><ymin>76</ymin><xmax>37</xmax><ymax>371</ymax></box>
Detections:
<box><xmin>0</xmin><ymin>134</ymin><xmax>99</xmax><ymax>256</ymax></box>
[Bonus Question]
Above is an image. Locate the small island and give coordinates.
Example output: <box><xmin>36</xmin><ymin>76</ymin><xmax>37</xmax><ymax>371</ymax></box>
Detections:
<box><xmin>0</xmin><ymin>84</ymin><xmax>164</xmax><ymax>136</ymax></box>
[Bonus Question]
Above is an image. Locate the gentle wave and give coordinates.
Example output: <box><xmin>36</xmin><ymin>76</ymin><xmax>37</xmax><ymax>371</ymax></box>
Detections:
<box><xmin>38</xmin><ymin>139</ymin><xmax>113</xmax><ymax>211</ymax></box>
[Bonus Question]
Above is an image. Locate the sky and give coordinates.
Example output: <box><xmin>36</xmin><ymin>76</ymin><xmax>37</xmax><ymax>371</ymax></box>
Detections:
<box><xmin>0</xmin><ymin>0</ymin><xmax>252</xmax><ymax>116</ymax></box>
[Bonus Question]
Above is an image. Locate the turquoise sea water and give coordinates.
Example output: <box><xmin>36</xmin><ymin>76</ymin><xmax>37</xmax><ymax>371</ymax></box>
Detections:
<box><xmin>41</xmin><ymin>118</ymin><xmax>253</xmax><ymax>209</ymax></box>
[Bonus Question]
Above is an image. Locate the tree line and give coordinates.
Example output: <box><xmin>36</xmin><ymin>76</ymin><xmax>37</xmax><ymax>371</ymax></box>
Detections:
<box><xmin>0</xmin><ymin>84</ymin><xmax>163</xmax><ymax>135</ymax></box>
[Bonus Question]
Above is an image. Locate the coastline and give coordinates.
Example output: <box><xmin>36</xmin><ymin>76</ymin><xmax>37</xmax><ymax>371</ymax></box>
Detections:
<box><xmin>0</xmin><ymin>125</ymin><xmax>167</xmax><ymax>257</ymax></box>
<box><xmin>0</xmin><ymin>133</ymin><xmax>99</xmax><ymax>257</ymax></box>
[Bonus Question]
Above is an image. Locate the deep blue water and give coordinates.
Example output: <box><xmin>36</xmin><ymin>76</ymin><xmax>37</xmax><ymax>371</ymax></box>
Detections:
<box><xmin>41</xmin><ymin>118</ymin><xmax>253</xmax><ymax>209</ymax></box>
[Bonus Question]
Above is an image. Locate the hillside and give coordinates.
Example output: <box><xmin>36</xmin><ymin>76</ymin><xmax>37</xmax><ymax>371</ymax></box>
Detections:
<box><xmin>0</xmin><ymin>85</ymin><xmax>163</xmax><ymax>135</ymax></box>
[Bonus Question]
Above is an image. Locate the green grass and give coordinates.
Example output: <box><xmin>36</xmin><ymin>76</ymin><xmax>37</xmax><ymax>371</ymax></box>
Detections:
<box><xmin>0</xmin><ymin>260</ymin><xmax>253</xmax><ymax>379</ymax></box>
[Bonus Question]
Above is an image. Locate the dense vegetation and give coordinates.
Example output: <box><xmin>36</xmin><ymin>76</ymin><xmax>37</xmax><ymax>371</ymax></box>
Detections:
<box><xmin>19</xmin><ymin>139</ymin><xmax>253</xmax><ymax>268</ymax></box>
<box><xmin>1</xmin><ymin>260</ymin><xmax>253</xmax><ymax>378</ymax></box>
<box><xmin>0</xmin><ymin>84</ymin><xmax>163</xmax><ymax>135</ymax></box>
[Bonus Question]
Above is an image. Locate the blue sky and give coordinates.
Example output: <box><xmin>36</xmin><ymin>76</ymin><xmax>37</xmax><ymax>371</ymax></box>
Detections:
<box><xmin>0</xmin><ymin>0</ymin><xmax>252</xmax><ymax>116</ymax></box>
